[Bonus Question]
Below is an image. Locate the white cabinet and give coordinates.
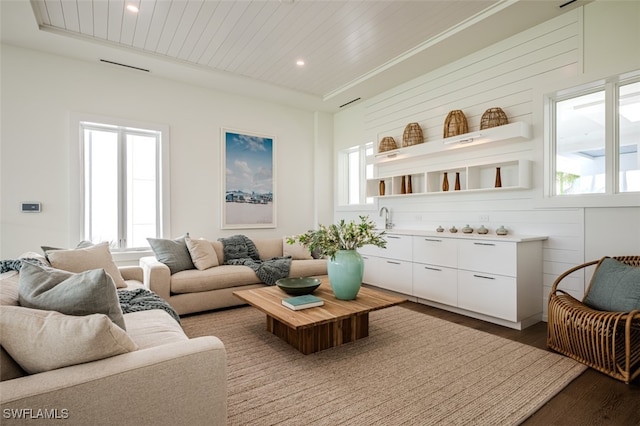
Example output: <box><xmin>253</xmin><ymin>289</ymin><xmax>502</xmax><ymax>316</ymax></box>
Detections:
<box><xmin>377</xmin><ymin>258</ymin><xmax>413</xmax><ymax>295</ymax></box>
<box><xmin>458</xmin><ymin>271</ymin><xmax>517</xmax><ymax>321</ymax></box>
<box><xmin>360</xmin><ymin>233</ymin><xmax>413</xmax><ymax>296</ymax></box>
<box><xmin>413</xmin><ymin>263</ymin><xmax>458</xmax><ymax>306</ymax></box>
<box><xmin>364</xmin><ymin>231</ymin><xmax>546</xmax><ymax>329</ymax></box>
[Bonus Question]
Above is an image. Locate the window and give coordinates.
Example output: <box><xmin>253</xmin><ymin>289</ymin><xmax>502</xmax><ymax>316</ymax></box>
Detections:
<box><xmin>547</xmin><ymin>71</ymin><xmax>640</xmax><ymax>201</ymax></box>
<box><xmin>338</xmin><ymin>142</ymin><xmax>374</xmax><ymax>205</ymax></box>
<box><xmin>77</xmin><ymin>118</ymin><xmax>169</xmax><ymax>250</ymax></box>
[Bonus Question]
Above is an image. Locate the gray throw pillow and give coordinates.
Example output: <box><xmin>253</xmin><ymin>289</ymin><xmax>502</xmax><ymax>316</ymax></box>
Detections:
<box><xmin>18</xmin><ymin>261</ymin><xmax>126</xmax><ymax>330</ymax></box>
<box><xmin>147</xmin><ymin>235</ymin><xmax>195</xmax><ymax>274</ymax></box>
<box><xmin>583</xmin><ymin>257</ymin><xmax>640</xmax><ymax>312</ymax></box>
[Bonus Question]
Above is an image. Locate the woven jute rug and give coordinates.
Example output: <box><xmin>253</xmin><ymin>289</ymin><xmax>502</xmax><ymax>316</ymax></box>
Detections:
<box><xmin>181</xmin><ymin>305</ymin><xmax>586</xmax><ymax>425</ymax></box>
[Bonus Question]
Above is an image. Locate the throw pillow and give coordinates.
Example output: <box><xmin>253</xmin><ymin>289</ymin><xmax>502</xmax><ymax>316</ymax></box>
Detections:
<box><xmin>283</xmin><ymin>236</ymin><xmax>313</xmax><ymax>260</ymax></box>
<box><xmin>147</xmin><ymin>235</ymin><xmax>195</xmax><ymax>274</ymax></box>
<box><xmin>0</xmin><ymin>306</ymin><xmax>137</xmax><ymax>374</ymax></box>
<box><xmin>185</xmin><ymin>236</ymin><xmax>219</xmax><ymax>270</ymax></box>
<box><xmin>18</xmin><ymin>261</ymin><xmax>126</xmax><ymax>330</ymax></box>
<box><xmin>583</xmin><ymin>257</ymin><xmax>640</xmax><ymax>312</ymax></box>
<box><xmin>44</xmin><ymin>242</ymin><xmax>127</xmax><ymax>289</ymax></box>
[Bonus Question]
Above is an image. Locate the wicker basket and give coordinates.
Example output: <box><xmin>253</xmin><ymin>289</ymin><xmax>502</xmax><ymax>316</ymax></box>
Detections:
<box><xmin>480</xmin><ymin>107</ymin><xmax>508</xmax><ymax>130</ymax></box>
<box><xmin>378</xmin><ymin>136</ymin><xmax>398</xmax><ymax>153</ymax></box>
<box><xmin>443</xmin><ymin>110</ymin><xmax>468</xmax><ymax>138</ymax></box>
<box><xmin>402</xmin><ymin>123</ymin><xmax>423</xmax><ymax>147</ymax></box>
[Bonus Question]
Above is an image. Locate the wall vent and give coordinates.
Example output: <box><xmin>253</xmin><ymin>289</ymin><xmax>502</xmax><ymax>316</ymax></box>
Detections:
<box><xmin>99</xmin><ymin>59</ymin><xmax>150</xmax><ymax>73</ymax></box>
<box><xmin>339</xmin><ymin>97</ymin><xmax>361</xmax><ymax>108</ymax></box>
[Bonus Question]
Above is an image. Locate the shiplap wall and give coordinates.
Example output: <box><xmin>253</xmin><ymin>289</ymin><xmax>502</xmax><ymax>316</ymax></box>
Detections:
<box><xmin>337</xmin><ymin>10</ymin><xmax>585</xmax><ymax>320</ymax></box>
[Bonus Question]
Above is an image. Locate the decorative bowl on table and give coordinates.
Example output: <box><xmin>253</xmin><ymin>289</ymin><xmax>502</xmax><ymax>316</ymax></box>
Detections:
<box><xmin>276</xmin><ymin>277</ymin><xmax>321</xmax><ymax>296</ymax></box>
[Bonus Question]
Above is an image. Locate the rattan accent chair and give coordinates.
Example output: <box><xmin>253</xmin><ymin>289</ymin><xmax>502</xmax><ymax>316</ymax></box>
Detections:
<box><xmin>547</xmin><ymin>256</ymin><xmax>640</xmax><ymax>384</ymax></box>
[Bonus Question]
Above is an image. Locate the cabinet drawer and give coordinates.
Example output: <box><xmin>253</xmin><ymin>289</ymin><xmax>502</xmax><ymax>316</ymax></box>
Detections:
<box><xmin>377</xmin><ymin>258</ymin><xmax>413</xmax><ymax>295</ymax></box>
<box><xmin>458</xmin><ymin>270</ymin><xmax>516</xmax><ymax>321</ymax></box>
<box><xmin>380</xmin><ymin>234</ymin><xmax>412</xmax><ymax>261</ymax></box>
<box><xmin>412</xmin><ymin>236</ymin><xmax>457</xmax><ymax>267</ymax></box>
<box><xmin>361</xmin><ymin>255</ymin><xmax>380</xmax><ymax>286</ymax></box>
<box><xmin>458</xmin><ymin>240</ymin><xmax>516</xmax><ymax>276</ymax></box>
<box><xmin>413</xmin><ymin>263</ymin><xmax>457</xmax><ymax>306</ymax></box>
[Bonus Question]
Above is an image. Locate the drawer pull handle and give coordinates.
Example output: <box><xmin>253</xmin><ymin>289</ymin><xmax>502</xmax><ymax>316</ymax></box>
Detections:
<box><xmin>423</xmin><ymin>238</ymin><xmax>441</xmax><ymax>242</ymax></box>
<box><xmin>424</xmin><ymin>266</ymin><xmax>442</xmax><ymax>271</ymax></box>
<box><xmin>361</xmin><ymin>256</ymin><xmax>369</xmax><ymax>260</ymax></box>
<box><xmin>473</xmin><ymin>242</ymin><xmax>496</xmax><ymax>246</ymax></box>
<box><xmin>473</xmin><ymin>274</ymin><xmax>495</xmax><ymax>280</ymax></box>
<box><xmin>387</xmin><ymin>261</ymin><xmax>401</xmax><ymax>265</ymax></box>
<box><xmin>387</xmin><ymin>236</ymin><xmax>401</xmax><ymax>239</ymax></box>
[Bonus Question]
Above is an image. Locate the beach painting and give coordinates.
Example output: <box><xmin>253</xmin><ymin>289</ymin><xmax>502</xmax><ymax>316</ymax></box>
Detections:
<box><xmin>221</xmin><ymin>129</ymin><xmax>276</xmax><ymax>229</ymax></box>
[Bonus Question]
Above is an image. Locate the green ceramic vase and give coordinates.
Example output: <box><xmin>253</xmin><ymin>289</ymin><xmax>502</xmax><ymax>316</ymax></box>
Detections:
<box><xmin>327</xmin><ymin>250</ymin><xmax>364</xmax><ymax>300</ymax></box>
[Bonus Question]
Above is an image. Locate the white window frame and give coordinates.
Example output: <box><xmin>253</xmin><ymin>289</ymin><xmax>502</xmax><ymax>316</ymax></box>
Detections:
<box><xmin>337</xmin><ymin>142</ymin><xmax>375</xmax><ymax>208</ymax></box>
<box><xmin>70</xmin><ymin>113</ymin><xmax>171</xmax><ymax>256</ymax></box>
<box><xmin>542</xmin><ymin>70</ymin><xmax>640</xmax><ymax>207</ymax></box>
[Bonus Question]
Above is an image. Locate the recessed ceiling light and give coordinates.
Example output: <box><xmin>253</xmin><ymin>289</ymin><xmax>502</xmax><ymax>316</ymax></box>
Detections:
<box><xmin>126</xmin><ymin>4</ymin><xmax>139</xmax><ymax>13</ymax></box>
<box><xmin>296</xmin><ymin>60</ymin><xmax>305</xmax><ymax>67</ymax></box>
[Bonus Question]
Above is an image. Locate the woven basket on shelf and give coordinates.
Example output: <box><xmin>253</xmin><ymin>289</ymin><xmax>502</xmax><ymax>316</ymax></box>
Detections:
<box><xmin>378</xmin><ymin>136</ymin><xmax>398</xmax><ymax>153</ymax></box>
<box><xmin>443</xmin><ymin>110</ymin><xmax>468</xmax><ymax>138</ymax></box>
<box><xmin>402</xmin><ymin>123</ymin><xmax>423</xmax><ymax>147</ymax></box>
<box><xmin>480</xmin><ymin>107</ymin><xmax>508</xmax><ymax>130</ymax></box>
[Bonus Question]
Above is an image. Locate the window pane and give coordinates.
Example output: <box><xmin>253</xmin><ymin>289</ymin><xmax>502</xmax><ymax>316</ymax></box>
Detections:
<box><xmin>127</xmin><ymin>134</ymin><xmax>158</xmax><ymax>248</ymax></box>
<box><xmin>619</xmin><ymin>81</ymin><xmax>640</xmax><ymax>192</ymax></box>
<box><xmin>555</xmin><ymin>90</ymin><xmax>606</xmax><ymax>195</ymax></box>
<box><xmin>85</xmin><ymin>129</ymin><xmax>118</xmax><ymax>245</ymax></box>
<box><xmin>348</xmin><ymin>150</ymin><xmax>360</xmax><ymax>204</ymax></box>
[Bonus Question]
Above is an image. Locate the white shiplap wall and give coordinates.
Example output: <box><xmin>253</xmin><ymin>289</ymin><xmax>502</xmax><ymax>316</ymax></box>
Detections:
<box><xmin>341</xmin><ymin>10</ymin><xmax>586</xmax><ymax>320</ymax></box>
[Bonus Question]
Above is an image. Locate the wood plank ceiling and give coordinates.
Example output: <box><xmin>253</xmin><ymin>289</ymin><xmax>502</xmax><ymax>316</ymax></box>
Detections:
<box><xmin>25</xmin><ymin>0</ymin><xmax>584</xmax><ymax>110</ymax></box>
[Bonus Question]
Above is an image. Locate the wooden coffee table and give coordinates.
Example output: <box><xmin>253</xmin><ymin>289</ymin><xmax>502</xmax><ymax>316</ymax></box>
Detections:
<box><xmin>233</xmin><ymin>276</ymin><xmax>406</xmax><ymax>354</ymax></box>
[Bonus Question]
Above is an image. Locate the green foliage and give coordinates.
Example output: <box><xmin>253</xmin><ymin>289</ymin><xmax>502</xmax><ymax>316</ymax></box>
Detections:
<box><xmin>287</xmin><ymin>215</ymin><xmax>386</xmax><ymax>260</ymax></box>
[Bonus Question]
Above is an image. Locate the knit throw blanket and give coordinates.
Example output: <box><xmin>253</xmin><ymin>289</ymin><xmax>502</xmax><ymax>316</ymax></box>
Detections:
<box><xmin>219</xmin><ymin>235</ymin><xmax>291</xmax><ymax>285</ymax></box>
<box><xmin>118</xmin><ymin>288</ymin><xmax>181</xmax><ymax>324</ymax></box>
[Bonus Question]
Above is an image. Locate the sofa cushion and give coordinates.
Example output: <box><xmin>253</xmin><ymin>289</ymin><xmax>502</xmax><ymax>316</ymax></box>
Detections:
<box><xmin>289</xmin><ymin>259</ymin><xmax>327</xmax><ymax>278</ymax></box>
<box><xmin>185</xmin><ymin>236</ymin><xmax>219</xmax><ymax>270</ymax></box>
<box><xmin>584</xmin><ymin>257</ymin><xmax>640</xmax><ymax>312</ymax></box>
<box><xmin>124</xmin><ymin>310</ymin><xmax>188</xmax><ymax>349</ymax></box>
<box><xmin>253</xmin><ymin>238</ymin><xmax>283</xmax><ymax>260</ymax></box>
<box><xmin>0</xmin><ymin>306</ymin><xmax>137</xmax><ymax>374</ymax></box>
<box><xmin>1</xmin><ymin>345</ymin><xmax>26</xmax><ymax>381</ymax></box>
<box><xmin>0</xmin><ymin>271</ymin><xmax>20</xmax><ymax>306</ymax></box>
<box><xmin>148</xmin><ymin>235</ymin><xmax>195</xmax><ymax>274</ymax></box>
<box><xmin>283</xmin><ymin>236</ymin><xmax>313</xmax><ymax>260</ymax></box>
<box><xmin>18</xmin><ymin>262</ymin><xmax>126</xmax><ymax>330</ymax></box>
<box><xmin>171</xmin><ymin>265</ymin><xmax>262</xmax><ymax>294</ymax></box>
<box><xmin>45</xmin><ymin>242</ymin><xmax>127</xmax><ymax>289</ymax></box>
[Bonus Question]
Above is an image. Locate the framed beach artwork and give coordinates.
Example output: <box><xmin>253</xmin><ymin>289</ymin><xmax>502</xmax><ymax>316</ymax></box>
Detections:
<box><xmin>221</xmin><ymin>128</ymin><xmax>276</xmax><ymax>229</ymax></box>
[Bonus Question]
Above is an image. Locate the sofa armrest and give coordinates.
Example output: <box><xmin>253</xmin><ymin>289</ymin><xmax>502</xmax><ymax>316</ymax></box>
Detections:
<box><xmin>139</xmin><ymin>256</ymin><xmax>171</xmax><ymax>301</ymax></box>
<box><xmin>0</xmin><ymin>337</ymin><xmax>226</xmax><ymax>426</ymax></box>
<box><xmin>118</xmin><ymin>265</ymin><xmax>143</xmax><ymax>282</ymax></box>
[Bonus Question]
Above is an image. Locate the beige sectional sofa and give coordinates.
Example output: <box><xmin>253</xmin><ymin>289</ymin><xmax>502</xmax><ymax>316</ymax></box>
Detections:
<box><xmin>0</xmin><ymin>265</ymin><xmax>227</xmax><ymax>426</ymax></box>
<box><xmin>140</xmin><ymin>237</ymin><xmax>327</xmax><ymax>315</ymax></box>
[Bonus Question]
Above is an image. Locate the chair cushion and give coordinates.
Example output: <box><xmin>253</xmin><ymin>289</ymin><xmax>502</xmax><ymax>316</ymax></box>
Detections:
<box><xmin>583</xmin><ymin>257</ymin><xmax>640</xmax><ymax>312</ymax></box>
<box><xmin>0</xmin><ymin>306</ymin><xmax>137</xmax><ymax>374</ymax></box>
<box><xmin>18</xmin><ymin>262</ymin><xmax>126</xmax><ymax>330</ymax></box>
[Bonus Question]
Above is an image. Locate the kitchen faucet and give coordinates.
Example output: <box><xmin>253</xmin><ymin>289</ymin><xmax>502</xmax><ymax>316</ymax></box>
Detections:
<box><xmin>379</xmin><ymin>206</ymin><xmax>393</xmax><ymax>229</ymax></box>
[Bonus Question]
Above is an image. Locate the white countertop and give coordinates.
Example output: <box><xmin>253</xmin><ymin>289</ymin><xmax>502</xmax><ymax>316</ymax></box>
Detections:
<box><xmin>377</xmin><ymin>228</ymin><xmax>548</xmax><ymax>243</ymax></box>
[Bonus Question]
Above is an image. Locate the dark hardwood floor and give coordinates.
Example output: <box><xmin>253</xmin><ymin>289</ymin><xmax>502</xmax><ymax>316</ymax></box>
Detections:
<box><xmin>400</xmin><ymin>301</ymin><xmax>640</xmax><ymax>425</ymax></box>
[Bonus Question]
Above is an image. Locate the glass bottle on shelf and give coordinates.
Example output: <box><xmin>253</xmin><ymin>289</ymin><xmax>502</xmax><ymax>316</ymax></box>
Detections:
<box><xmin>407</xmin><ymin>175</ymin><xmax>412</xmax><ymax>193</ymax></box>
<box><xmin>442</xmin><ymin>172</ymin><xmax>449</xmax><ymax>191</ymax></box>
<box><xmin>379</xmin><ymin>180</ymin><xmax>385</xmax><ymax>196</ymax></box>
<box><xmin>454</xmin><ymin>172</ymin><xmax>461</xmax><ymax>191</ymax></box>
<box><xmin>495</xmin><ymin>167</ymin><xmax>502</xmax><ymax>188</ymax></box>
<box><xmin>401</xmin><ymin>176</ymin><xmax>406</xmax><ymax>194</ymax></box>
